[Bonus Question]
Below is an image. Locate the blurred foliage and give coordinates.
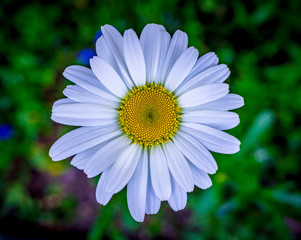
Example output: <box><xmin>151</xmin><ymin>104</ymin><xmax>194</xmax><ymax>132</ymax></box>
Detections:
<box><xmin>1</xmin><ymin>0</ymin><xmax>301</xmax><ymax>239</ymax></box>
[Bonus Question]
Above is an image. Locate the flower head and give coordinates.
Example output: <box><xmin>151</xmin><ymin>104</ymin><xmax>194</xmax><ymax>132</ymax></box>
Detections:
<box><xmin>49</xmin><ymin>24</ymin><xmax>244</xmax><ymax>222</ymax></box>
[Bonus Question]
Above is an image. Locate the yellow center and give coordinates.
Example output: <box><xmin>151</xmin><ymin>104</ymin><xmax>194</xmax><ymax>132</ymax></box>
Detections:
<box><xmin>118</xmin><ymin>83</ymin><xmax>181</xmax><ymax>148</ymax></box>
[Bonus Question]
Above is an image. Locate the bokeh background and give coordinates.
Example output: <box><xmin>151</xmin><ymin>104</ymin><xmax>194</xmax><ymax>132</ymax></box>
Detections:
<box><xmin>1</xmin><ymin>0</ymin><xmax>301</xmax><ymax>239</ymax></box>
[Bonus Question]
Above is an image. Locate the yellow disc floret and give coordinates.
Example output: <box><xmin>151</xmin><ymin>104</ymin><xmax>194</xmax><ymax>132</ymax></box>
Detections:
<box><xmin>118</xmin><ymin>83</ymin><xmax>181</xmax><ymax>148</ymax></box>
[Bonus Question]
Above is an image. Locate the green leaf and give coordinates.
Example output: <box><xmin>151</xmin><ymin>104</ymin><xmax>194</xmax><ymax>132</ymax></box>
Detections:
<box><xmin>240</xmin><ymin>110</ymin><xmax>275</xmax><ymax>154</ymax></box>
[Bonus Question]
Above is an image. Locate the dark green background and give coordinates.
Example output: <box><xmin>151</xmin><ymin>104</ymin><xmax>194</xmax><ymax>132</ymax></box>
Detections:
<box><xmin>1</xmin><ymin>0</ymin><xmax>301</xmax><ymax>239</ymax></box>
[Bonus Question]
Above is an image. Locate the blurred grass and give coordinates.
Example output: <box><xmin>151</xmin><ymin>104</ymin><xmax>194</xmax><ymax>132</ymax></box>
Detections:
<box><xmin>1</xmin><ymin>0</ymin><xmax>301</xmax><ymax>239</ymax></box>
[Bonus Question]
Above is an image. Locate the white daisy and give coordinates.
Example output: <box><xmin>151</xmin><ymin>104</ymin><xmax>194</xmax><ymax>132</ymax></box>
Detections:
<box><xmin>49</xmin><ymin>24</ymin><xmax>244</xmax><ymax>222</ymax></box>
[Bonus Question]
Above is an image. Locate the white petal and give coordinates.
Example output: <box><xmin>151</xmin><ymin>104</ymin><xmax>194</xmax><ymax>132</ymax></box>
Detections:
<box><xmin>49</xmin><ymin>125</ymin><xmax>120</xmax><ymax>161</ymax></box>
<box><xmin>127</xmin><ymin>150</ymin><xmax>148</xmax><ymax>222</ymax></box>
<box><xmin>140</xmin><ymin>24</ymin><xmax>161</xmax><ymax>83</ymax></box>
<box><xmin>145</xmin><ymin>160</ymin><xmax>161</xmax><ymax>215</ymax></box>
<box><xmin>65</xmin><ymin>65</ymin><xmax>98</xmax><ymax>84</ymax></box>
<box><xmin>70</xmin><ymin>144</ymin><xmax>102</xmax><ymax>170</ymax></box>
<box><xmin>155</xmin><ymin>24</ymin><xmax>167</xmax><ymax>31</ymax></box>
<box><xmin>90</xmin><ymin>56</ymin><xmax>128</xmax><ymax>98</ymax></box>
<box><xmin>101</xmin><ymin>25</ymin><xmax>134</xmax><ymax>89</ymax></box>
<box><xmin>52</xmin><ymin>102</ymin><xmax>117</xmax><ymax>119</ymax></box>
<box><xmin>63</xmin><ymin>65</ymin><xmax>119</xmax><ymax>102</ymax></box>
<box><xmin>168</xmin><ymin>177</ymin><xmax>187</xmax><ymax>211</ymax></box>
<box><xmin>52</xmin><ymin>98</ymin><xmax>74</xmax><ymax>108</ymax></box>
<box><xmin>184</xmin><ymin>52</ymin><xmax>219</xmax><ymax>82</ymax></box>
<box><xmin>96</xmin><ymin>35</ymin><xmax>132</xmax><ymax>89</ymax></box>
<box><xmin>156</xmin><ymin>30</ymin><xmax>171</xmax><ymax>84</ymax></box>
<box><xmin>50</xmin><ymin>126</ymin><xmax>115</xmax><ymax>156</ymax></box>
<box><xmin>189</xmin><ymin>93</ymin><xmax>245</xmax><ymax>111</ymax></box>
<box><xmin>189</xmin><ymin>162</ymin><xmax>212</xmax><ymax>189</ymax></box>
<box><xmin>63</xmin><ymin>85</ymin><xmax>97</xmax><ymax>102</ymax></box>
<box><xmin>63</xmin><ymin>85</ymin><xmax>119</xmax><ymax>108</ymax></box>
<box><xmin>123</xmin><ymin>29</ymin><xmax>146</xmax><ymax>86</ymax></box>
<box><xmin>96</xmin><ymin>36</ymin><xmax>116</xmax><ymax>68</ymax></box>
<box><xmin>96</xmin><ymin>168</ymin><xmax>113</xmax><ymax>205</ymax></box>
<box><xmin>51</xmin><ymin>116</ymin><xmax>117</xmax><ymax>127</ymax></box>
<box><xmin>173</xmin><ymin>131</ymin><xmax>217</xmax><ymax>174</ymax></box>
<box><xmin>150</xmin><ymin>146</ymin><xmax>171</xmax><ymax>201</ymax></box>
<box><xmin>84</xmin><ymin>135</ymin><xmax>130</xmax><ymax>178</ymax></box>
<box><xmin>181</xmin><ymin>123</ymin><xmax>241</xmax><ymax>154</ymax></box>
<box><xmin>163</xmin><ymin>142</ymin><xmax>194</xmax><ymax>192</ymax></box>
<box><xmin>176</xmin><ymin>64</ymin><xmax>230</xmax><ymax>95</ymax></box>
<box><xmin>51</xmin><ymin>101</ymin><xmax>118</xmax><ymax>126</ymax></box>
<box><xmin>105</xmin><ymin>144</ymin><xmax>142</xmax><ymax>194</ymax></box>
<box><xmin>182</xmin><ymin>110</ymin><xmax>240</xmax><ymax>130</ymax></box>
<box><xmin>161</xmin><ymin>30</ymin><xmax>188</xmax><ymax>82</ymax></box>
<box><xmin>178</xmin><ymin>83</ymin><xmax>229</xmax><ymax>108</ymax></box>
<box><xmin>164</xmin><ymin>47</ymin><xmax>199</xmax><ymax>92</ymax></box>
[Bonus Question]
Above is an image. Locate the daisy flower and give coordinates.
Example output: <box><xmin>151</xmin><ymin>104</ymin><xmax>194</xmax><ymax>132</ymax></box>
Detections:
<box><xmin>49</xmin><ymin>24</ymin><xmax>244</xmax><ymax>222</ymax></box>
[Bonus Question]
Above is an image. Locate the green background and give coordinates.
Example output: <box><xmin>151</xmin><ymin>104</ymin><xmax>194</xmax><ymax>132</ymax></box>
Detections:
<box><xmin>1</xmin><ymin>0</ymin><xmax>301</xmax><ymax>239</ymax></box>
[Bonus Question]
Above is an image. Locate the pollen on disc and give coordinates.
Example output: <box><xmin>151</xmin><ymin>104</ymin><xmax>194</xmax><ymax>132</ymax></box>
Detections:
<box><xmin>118</xmin><ymin>83</ymin><xmax>181</xmax><ymax>148</ymax></box>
